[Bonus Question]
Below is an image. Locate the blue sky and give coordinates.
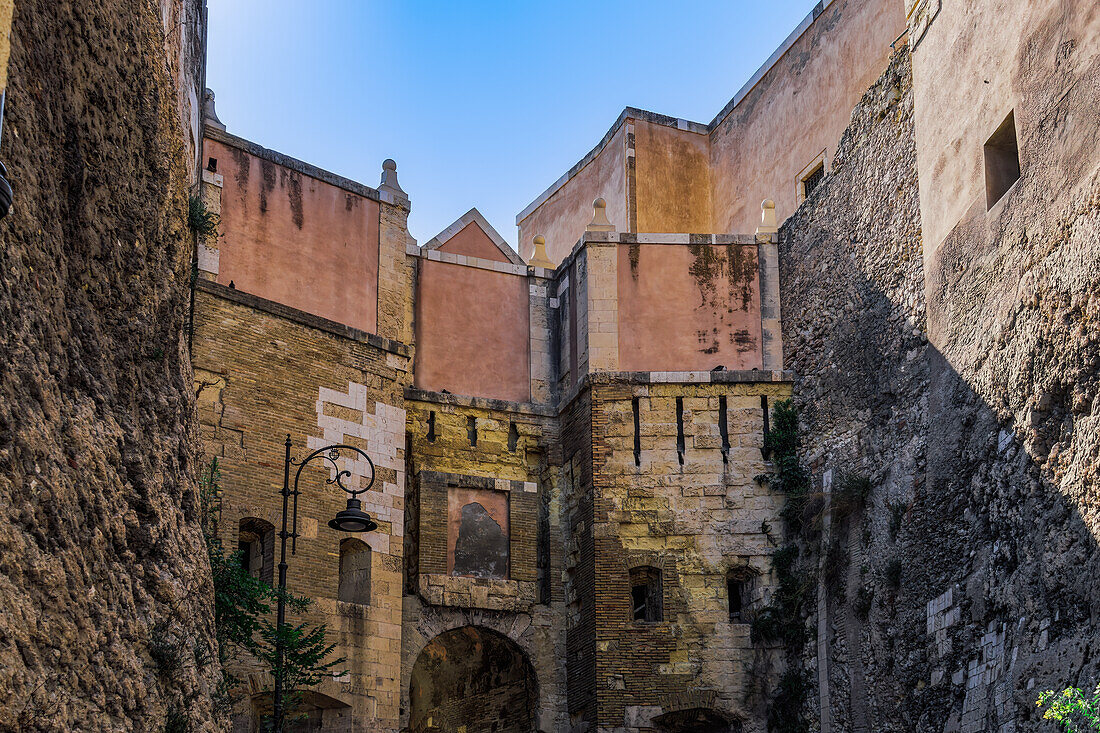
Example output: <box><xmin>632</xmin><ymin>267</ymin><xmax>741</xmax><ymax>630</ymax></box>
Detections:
<box><xmin>206</xmin><ymin>1</ymin><xmax>820</xmax><ymax>248</ymax></box>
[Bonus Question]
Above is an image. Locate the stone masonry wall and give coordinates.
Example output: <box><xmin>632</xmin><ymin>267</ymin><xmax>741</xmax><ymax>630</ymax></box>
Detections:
<box><xmin>0</xmin><ymin>1</ymin><xmax>219</xmax><ymax>730</ymax></box>
<box><xmin>779</xmin><ymin>46</ymin><xmax>1100</xmax><ymax>732</ymax></box>
<box><xmin>192</xmin><ymin>283</ymin><xmax>410</xmax><ymax>732</ymax></box>
<box><xmin>402</xmin><ymin>392</ymin><xmax>569</xmax><ymax>732</ymax></box>
<box><xmin>582</xmin><ymin>374</ymin><xmax>792</xmax><ymax>732</ymax></box>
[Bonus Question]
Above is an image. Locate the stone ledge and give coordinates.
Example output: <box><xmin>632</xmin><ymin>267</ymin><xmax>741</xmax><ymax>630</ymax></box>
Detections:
<box><xmin>418</xmin><ymin>574</ymin><xmax>537</xmax><ymax>612</ymax></box>
<box><xmin>418</xmin><ymin>469</ymin><xmax>534</xmax><ymax>494</ymax></box>
<box><xmin>405</xmin><ymin>387</ymin><xmax>556</xmax><ymax>417</ymax></box>
<box><xmin>196</xmin><ymin>280</ymin><xmax>411</xmax><ymax>357</ymax></box>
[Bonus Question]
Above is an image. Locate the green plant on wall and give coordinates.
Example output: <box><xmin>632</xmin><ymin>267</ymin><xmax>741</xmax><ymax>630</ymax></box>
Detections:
<box><xmin>201</xmin><ymin>460</ymin><xmax>344</xmax><ymax>728</ymax></box>
<box><xmin>1036</xmin><ymin>684</ymin><xmax>1100</xmax><ymax>732</ymax></box>
<box><xmin>188</xmin><ymin>195</ymin><xmax>220</xmax><ymax>239</ymax></box>
<box><xmin>752</xmin><ymin>399</ymin><xmax>813</xmax><ymax>733</ymax></box>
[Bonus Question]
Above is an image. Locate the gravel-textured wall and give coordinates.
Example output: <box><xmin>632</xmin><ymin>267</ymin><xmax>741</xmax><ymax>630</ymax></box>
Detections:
<box><xmin>0</xmin><ymin>2</ymin><xmax>219</xmax><ymax>730</ymax></box>
<box><xmin>779</xmin><ymin>47</ymin><xmax>1099</xmax><ymax>731</ymax></box>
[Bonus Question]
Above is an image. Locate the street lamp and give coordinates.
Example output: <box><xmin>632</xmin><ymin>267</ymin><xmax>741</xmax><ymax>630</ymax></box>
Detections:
<box><xmin>273</xmin><ymin>435</ymin><xmax>378</xmax><ymax>732</ymax></box>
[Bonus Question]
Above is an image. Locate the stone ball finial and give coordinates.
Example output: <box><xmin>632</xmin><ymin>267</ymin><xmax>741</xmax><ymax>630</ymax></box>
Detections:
<box><xmin>528</xmin><ymin>234</ymin><xmax>555</xmax><ymax>269</ymax></box>
<box><xmin>586</xmin><ymin>196</ymin><xmax>615</xmax><ymax>232</ymax></box>
<box><xmin>756</xmin><ymin>198</ymin><xmax>779</xmax><ymax>241</ymax></box>
<box><xmin>203</xmin><ymin>87</ymin><xmax>226</xmax><ymax>131</ymax></box>
<box><xmin>379</xmin><ymin>158</ymin><xmax>405</xmax><ymax>195</ymax></box>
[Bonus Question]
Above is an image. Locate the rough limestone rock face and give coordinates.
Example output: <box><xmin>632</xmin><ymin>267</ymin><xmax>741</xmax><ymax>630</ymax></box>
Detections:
<box><xmin>780</xmin><ymin>49</ymin><xmax>1099</xmax><ymax>731</ymax></box>
<box><xmin>0</xmin><ymin>1</ymin><xmax>219</xmax><ymax>730</ymax></box>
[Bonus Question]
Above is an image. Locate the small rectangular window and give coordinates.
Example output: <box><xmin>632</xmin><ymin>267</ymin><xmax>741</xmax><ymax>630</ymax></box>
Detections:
<box><xmin>426</xmin><ymin>411</ymin><xmax>436</xmax><ymax>443</ymax></box>
<box><xmin>508</xmin><ymin>421</ymin><xmax>519</xmax><ymax>452</ymax></box>
<box><xmin>761</xmin><ymin>395</ymin><xmax>771</xmax><ymax>460</ymax></box>
<box><xmin>985</xmin><ymin>110</ymin><xmax>1020</xmax><ymax>209</ymax></box>
<box><xmin>727</xmin><ymin>578</ymin><xmax>744</xmax><ymax>622</ymax></box>
<box><xmin>630</xmin><ymin>566</ymin><xmax>663</xmax><ymax>622</ymax></box>
<box><xmin>467</xmin><ymin>416</ymin><xmax>477</xmax><ymax>446</ymax></box>
<box><xmin>802</xmin><ymin>162</ymin><xmax>825</xmax><ymax>199</ymax></box>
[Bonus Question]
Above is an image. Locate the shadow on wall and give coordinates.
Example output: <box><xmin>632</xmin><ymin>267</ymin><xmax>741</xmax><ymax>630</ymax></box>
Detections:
<box><xmin>777</xmin><ymin>48</ymin><xmax>1100</xmax><ymax>731</ymax></box>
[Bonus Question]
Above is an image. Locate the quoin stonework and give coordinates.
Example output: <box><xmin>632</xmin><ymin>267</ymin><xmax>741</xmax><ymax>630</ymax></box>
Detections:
<box><xmin>2</xmin><ymin>0</ymin><xmax>1098</xmax><ymax>731</ymax></box>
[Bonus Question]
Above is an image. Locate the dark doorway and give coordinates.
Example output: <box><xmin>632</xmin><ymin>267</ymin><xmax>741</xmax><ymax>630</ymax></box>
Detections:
<box><xmin>409</xmin><ymin>626</ymin><xmax>537</xmax><ymax>733</ymax></box>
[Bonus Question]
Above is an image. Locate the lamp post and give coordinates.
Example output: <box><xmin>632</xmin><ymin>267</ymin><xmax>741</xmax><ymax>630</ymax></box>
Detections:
<box><xmin>274</xmin><ymin>435</ymin><xmax>378</xmax><ymax>732</ymax></box>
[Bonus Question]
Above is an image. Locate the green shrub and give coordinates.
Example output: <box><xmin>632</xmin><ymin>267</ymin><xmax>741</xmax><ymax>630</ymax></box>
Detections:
<box><xmin>1036</xmin><ymin>684</ymin><xmax>1100</xmax><ymax>732</ymax></box>
<box><xmin>188</xmin><ymin>195</ymin><xmax>220</xmax><ymax>238</ymax></box>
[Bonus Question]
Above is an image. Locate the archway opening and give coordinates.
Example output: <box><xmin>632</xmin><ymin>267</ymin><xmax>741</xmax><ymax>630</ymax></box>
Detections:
<box><xmin>409</xmin><ymin>626</ymin><xmax>537</xmax><ymax>733</ymax></box>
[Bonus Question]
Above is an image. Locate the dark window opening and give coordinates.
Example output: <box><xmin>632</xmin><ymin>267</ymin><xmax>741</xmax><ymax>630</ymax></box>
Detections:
<box><xmin>467</xmin><ymin>416</ymin><xmax>477</xmax><ymax>446</ymax></box>
<box><xmin>802</xmin><ymin>162</ymin><xmax>825</xmax><ymax>199</ymax></box>
<box><xmin>426</xmin><ymin>411</ymin><xmax>436</xmax><ymax>443</ymax></box>
<box><xmin>676</xmin><ymin>397</ymin><xmax>685</xmax><ymax>465</ymax></box>
<box><xmin>629</xmin><ymin>566</ymin><xmax>663</xmax><ymax>622</ymax></box>
<box><xmin>632</xmin><ymin>397</ymin><xmax>641</xmax><ymax>467</ymax></box>
<box><xmin>727</xmin><ymin>578</ymin><xmax>745</xmax><ymax>622</ymax></box>
<box><xmin>238</xmin><ymin>518</ymin><xmax>275</xmax><ymax>585</ymax></box>
<box><xmin>985</xmin><ymin>110</ymin><xmax>1020</xmax><ymax>209</ymax></box>
<box><xmin>338</xmin><ymin>538</ymin><xmax>371</xmax><ymax>605</ymax></box>
<box><xmin>718</xmin><ymin>396</ymin><xmax>730</xmax><ymax>463</ymax></box>
<box><xmin>761</xmin><ymin>395</ymin><xmax>771</xmax><ymax>460</ymax></box>
<box><xmin>206</xmin><ymin>157</ymin><xmax>218</xmax><ymax>173</ymax></box>
<box><xmin>508</xmin><ymin>421</ymin><xmax>519</xmax><ymax>452</ymax></box>
<box><xmin>537</xmin><ymin>492</ymin><xmax>551</xmax><ymax>605</ymax></box>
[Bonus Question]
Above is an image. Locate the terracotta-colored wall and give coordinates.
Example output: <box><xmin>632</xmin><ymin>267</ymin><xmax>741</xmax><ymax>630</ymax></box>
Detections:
<box><xmin>414</xmin><ymin>260</ymin><xmax>531</xmax><ymax>402</ymax></box>
<box><xmin>446</xmin><ymin>486</ymin><xmax>510</xmax><ymax>575</ymax></box>
<box><xmin>634</xmin><ymin>121</ymin><xmax>713</xmax><ymax>233</ymax></box>
<box><xmin>709</xmin><ymin>0</ymin><xmax>904</xmax><ymax>234</ymax></box>
<box><xmin>518</xmin><ymin>125</ymin><xmax>627</xmax><ymax>266</ymax></box>
<box><xmin>206</xmin><ymin>137</ymin><xmax>380</xmax><ymax>332</ymax></box>
<box><xmin>437</xmin><ymin>222</ymin><xmax>511</xmax><ymax>263</ymax></box>
<box><xmin>617</xmin><ymin>244</ymin><xmax>762</xmax><ymax>372</ymax></box>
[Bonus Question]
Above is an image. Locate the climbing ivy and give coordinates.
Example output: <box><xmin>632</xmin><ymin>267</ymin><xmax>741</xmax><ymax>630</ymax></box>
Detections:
<box><xmin>752</xmin><ymin>399</ymin><xmax>812</xmax><ymax>733</ymax></box>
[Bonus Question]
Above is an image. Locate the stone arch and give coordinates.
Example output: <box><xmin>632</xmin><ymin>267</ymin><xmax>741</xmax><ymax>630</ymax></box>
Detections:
<box><xmin>407</xmin><ymin>625</ymin><xmax>538</xmax><ymax>733</ymax></box>
<box><xmin>247</xmin><ymin>689</ymin><xmax>352</xmax><ymax>732</ymax></box>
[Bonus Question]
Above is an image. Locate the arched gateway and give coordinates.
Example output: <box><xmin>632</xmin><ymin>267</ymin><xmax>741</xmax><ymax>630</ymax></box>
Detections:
<box><xmin>409</xmin><ymin>626</ymin><xmax>538</xmax><ymax>733</ymax></box>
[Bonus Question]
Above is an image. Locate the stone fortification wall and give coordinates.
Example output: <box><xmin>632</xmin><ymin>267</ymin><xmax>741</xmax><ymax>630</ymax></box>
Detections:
<box><xmin>779</xmin><ymin>44</ymin><xmax>1100</xmax><ymax>732</ymax></box>
<box><xmin>0</xmin><ymin>0</ymin><xmax>219</xmax><ymax>729</ymax></box>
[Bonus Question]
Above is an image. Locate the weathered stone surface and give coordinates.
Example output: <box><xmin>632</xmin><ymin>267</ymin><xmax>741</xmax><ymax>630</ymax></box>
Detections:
<box><xmin>780</xmin><ymin>46</ymin><xmax>1100</xmax><ymax>732</ymax></box>
<box><xmin>0</xmin><ymin>1</ymin><xmax>218</xmax><ymax>730</ymax></box>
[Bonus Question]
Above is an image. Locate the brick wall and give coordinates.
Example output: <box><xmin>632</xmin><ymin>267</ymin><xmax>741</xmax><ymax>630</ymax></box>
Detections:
<box><xmin>192</xmin><ymin>283</ymin><xmax>410</xmax><ymax>731</ymax></box>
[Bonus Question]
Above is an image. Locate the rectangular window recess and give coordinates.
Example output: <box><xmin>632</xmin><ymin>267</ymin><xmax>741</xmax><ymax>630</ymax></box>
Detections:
<box><xmin>507</xmin><ymin>421</ymin><xmax>519</xmax><ymax>452</ymax></box>
<box><xmin>719</xmin><ymin>396</ymin><xmax>730</xmax><ymax>463</ymax></box>
<box><xmin>761</xmin><ymin>395</ymin><xmax>771</xmax><ymax>460</ymax></box>
<box><xmin>676</xmin><ymin>397</ymin><xmax>685</xmax><ymax>465</ymax></box>
<box><xmin>802</xmin><ymin>162</ymin><xmax>825</xmax><ymax>199</ymax></box>
<box><xmin>466</xmin><ymin>415</ymin><xmax>477</xmax><ymax>446</ymax></box>
<box><xmin>426</xmin><ymin>411</ymin><xmax>436</xmax><ymax>443</ymax></box>
<box><xmin>985</xmin><ymin>110</ymin><xmax>1020</xmax><ymax>209</ymax></box>
<box><xmin>632</xmin><ymin>397</ymin><xmax>641</xmax><ymax>467</ymax></box>
<box><xmin>727</xmin><ymin>577</ymin><xmax>744</xmax><ymax>623</ymax></box>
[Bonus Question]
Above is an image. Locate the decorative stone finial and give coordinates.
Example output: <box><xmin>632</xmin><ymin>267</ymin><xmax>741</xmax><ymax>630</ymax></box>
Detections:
<box><xmin>586</xmin><ymin>197</ymin><xmax>615</xmax><ymax>232</ymax></box>
<box><xmin>528</xmin><ymin>235</ymin><xmax>555</xmax><ymax>269</ymax></box>
<box><xmin>203</xmin><ymin>88</ymin><xmax>226</xmax><ymax>131</ymax></box>
<box><xmin>379</xmin><ymin>158</ymin><xmax>405</xmax><ymax>195</ymax></box>
<box><xmin>755</xmin><ymin>198</ymin><xmax>778</xmax><ymax>242</ymax></box>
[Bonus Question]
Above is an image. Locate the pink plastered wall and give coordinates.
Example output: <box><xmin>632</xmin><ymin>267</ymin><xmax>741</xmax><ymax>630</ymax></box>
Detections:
<box><xmin>206</xmin><ymin>137</ymin><xmax>380</xmax><ymax>333</ymax></box>
<box><xmin>436</xmin><ymin>222</ymin><xmax>512</xmax><ymax>263</ymax></box>
<box><xmin>517</xmin><ymin>124</ymin><xmax>627</xmax><ymax>266</ymax></box>
<box><xmin>414</xmin><ymin>260</ymin><xmax>531</xmax><ymax>403</ymax></box>
<box><xmin>617</xmin><ymin>243</ymin><xmax>762</xmax><ymax>372</ymax></box>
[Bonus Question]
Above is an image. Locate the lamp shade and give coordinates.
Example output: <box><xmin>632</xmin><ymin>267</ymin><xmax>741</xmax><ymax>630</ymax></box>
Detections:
<box><xmin>328</xmin><ymin>498</ymin><xmax>378</xmax><ymax>533</ymax></box>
